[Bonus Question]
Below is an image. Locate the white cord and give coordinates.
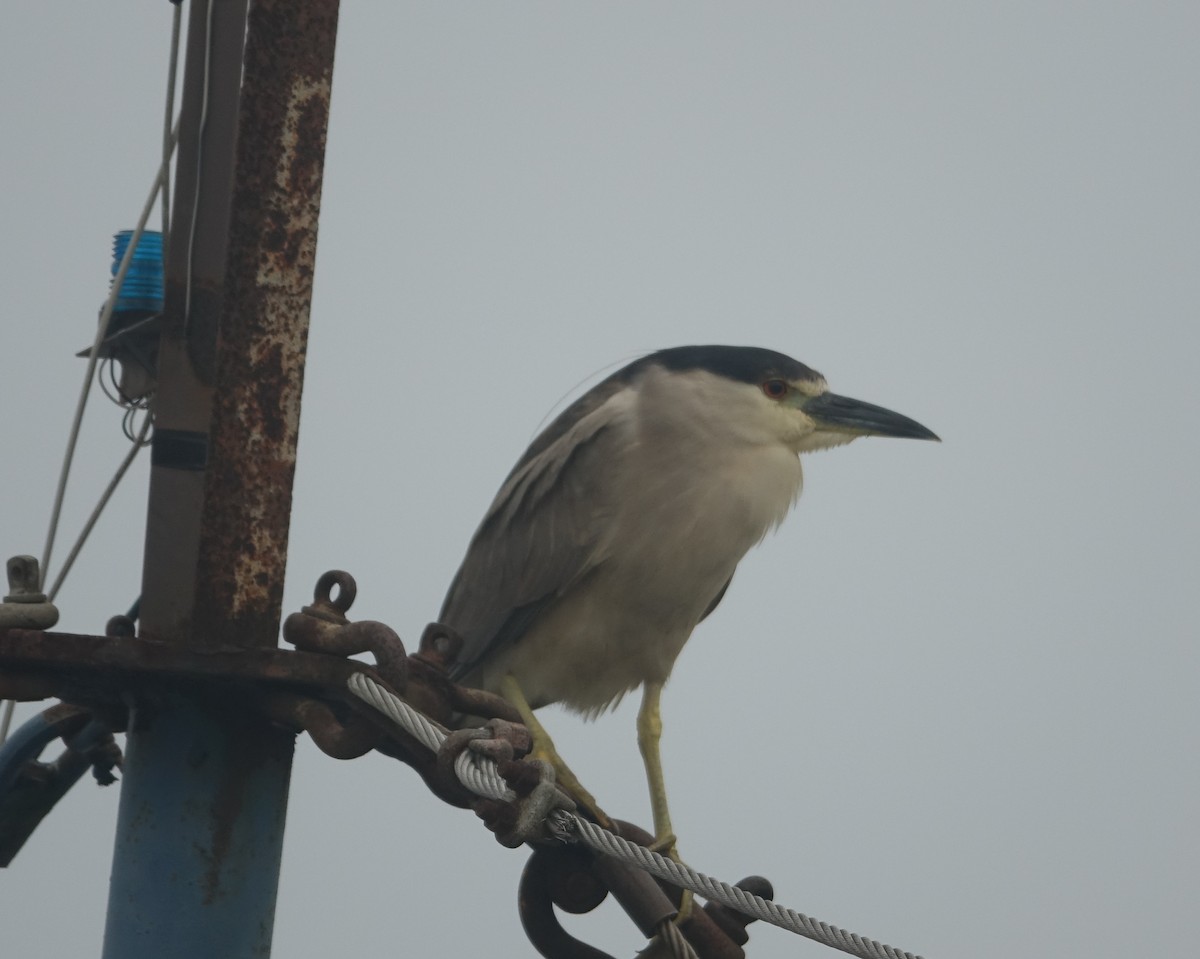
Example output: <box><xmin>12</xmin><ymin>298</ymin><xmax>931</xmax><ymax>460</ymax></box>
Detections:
<box><xmin>37</xmin><ymin>129</ymin><xmax>177</xmax><ymax>595</ymax></box>
<box><xmin>37</xmin><ymin>0</ymin><xmax>186</xmax><ymax>594</ymax></box>
<box><xmin>46</xmin><ymin>411</ymin><xmax>153</xmax><ymax>603</ymax></box>
<box><xmin>40</xmin><ymin>2</ymin><xmax>180</xmax><ymax>603</ymax></box>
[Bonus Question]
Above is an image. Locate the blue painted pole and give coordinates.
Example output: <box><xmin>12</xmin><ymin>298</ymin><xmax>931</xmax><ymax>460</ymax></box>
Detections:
<box><xmin>102</xmin><ymin>698</ymin><xmax>293</xmax><ymax>957</ymax></box>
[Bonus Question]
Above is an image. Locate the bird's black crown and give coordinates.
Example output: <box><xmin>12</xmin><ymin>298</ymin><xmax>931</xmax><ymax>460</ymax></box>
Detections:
<box><xmin>634</xmin><ymin>345</ymin><xmax>821</xmax><ymax>386</ymax></box>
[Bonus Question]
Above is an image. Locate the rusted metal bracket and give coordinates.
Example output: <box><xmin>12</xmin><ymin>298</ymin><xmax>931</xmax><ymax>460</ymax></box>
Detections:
<box><xmin>281</xmin><ymin>569</ymin><xmax>524</xmax><ymax>726</ymax></box>
<box><xmin>0</xmin><ymin>570</ymin><xmax>775</xmax><ymax>957</ymax></box>
<box><xmin>0</xmin><ymin>569</ymin><xmax>530</xmax><ymax>831</ymax></box>
<box><xmin>0</xmin><ymin>636</ymin><xmax>452</xmax><ymax>809</ymax></box>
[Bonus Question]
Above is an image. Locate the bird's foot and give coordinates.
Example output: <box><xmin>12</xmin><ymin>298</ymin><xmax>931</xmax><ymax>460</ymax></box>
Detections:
<box><xmin>675</xmin><ymin>890</ymin><xmax>694</xmax><ymax>924</ymax></box>
<box><xmin>646</xmin><ymin>831</ymin><xmax>677</xmax><ymax>855</ymax></box>
<box><xmin>530</xmin><ymin>742</ymin><xmax>614</xmax><ymax>831</ymax></box>
<box><xmin>500</xmin><ymin>673</ymin><xmax>615</xmax><ymax>831</ymax></box>
<box><xmin>645</xmin><ymin>832</ymin><xmax>693</xmax><ymax>923</ymax></box>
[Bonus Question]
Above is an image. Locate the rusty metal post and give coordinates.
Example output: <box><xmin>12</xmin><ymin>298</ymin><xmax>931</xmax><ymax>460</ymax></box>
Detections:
<box><xmin>102</xmin><ymin>1</ymin><xmax>340</xmax><ymax>956</ymax></box>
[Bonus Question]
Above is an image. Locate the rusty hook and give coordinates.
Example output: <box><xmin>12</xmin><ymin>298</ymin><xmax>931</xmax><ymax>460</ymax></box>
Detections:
<box><xmin>519</xmin><ymin>844</ymin><xmax>615</xmax><ymax>959</ymax></box>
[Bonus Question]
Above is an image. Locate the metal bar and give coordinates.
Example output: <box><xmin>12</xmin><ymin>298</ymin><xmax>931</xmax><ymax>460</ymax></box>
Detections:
<box><xmin>102</xmin><ymin>0</ymin><xmax>341</xmax><ymax>955</ymax></box>
<box><xmin>0</xmin><ymin>629</ymin><xmax>373</xmax><ymax>703</ymax></box>
<box><xmin>139</xmin><ymin>0</ymin><xmax>249</xmax><ymax>640</ymax></box>
<box><xmin>192</xmin><ymin>0</ymin><xmax>341</xmax><ymax>651</ymax></box>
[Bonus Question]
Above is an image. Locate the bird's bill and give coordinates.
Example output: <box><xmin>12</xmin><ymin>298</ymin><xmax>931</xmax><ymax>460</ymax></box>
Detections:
<box><xmin>802</xmin><ymin>392</ymin><xmax>939</xmax><ymax>441</ymax></box>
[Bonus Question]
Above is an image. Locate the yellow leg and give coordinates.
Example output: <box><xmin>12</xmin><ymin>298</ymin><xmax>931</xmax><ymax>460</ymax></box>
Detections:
<box><xmin>637</xmin><ymin>681</ymin><xmax>673</xmax><ymax>849</ymax></box>
<box><xmin>638</xmin><ymin>681</ymin><xmax>692</xmax><ymax>920</ymax></box>
<box><xmin>499</xmin><ymin>674</ymin><xmax>612</xmax><ymax>829</ymax></box>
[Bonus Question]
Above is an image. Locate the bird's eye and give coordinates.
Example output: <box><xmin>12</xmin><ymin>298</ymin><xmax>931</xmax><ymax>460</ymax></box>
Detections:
<box><xmin>761</xmin><ymin>378</ymin><xmax>789</xmax><ymax>399</ymax></box>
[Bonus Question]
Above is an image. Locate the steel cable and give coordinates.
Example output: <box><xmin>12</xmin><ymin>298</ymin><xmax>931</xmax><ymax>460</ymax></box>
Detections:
<box><xmin>345</xmin><ymin>672</ymin><xmax>924</xmax><ymax>959</ymax></box>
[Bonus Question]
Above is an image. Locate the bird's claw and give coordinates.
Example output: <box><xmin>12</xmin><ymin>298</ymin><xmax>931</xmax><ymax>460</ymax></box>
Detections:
<box><xmin>645</xmin><ymin>831</ymin><xmax>678</xmax><ymax>856</ymax></box>
<box><xmin>643</xmin><ymin>832</ymin><xmax>693</xmax><ymax>923</ymax></box>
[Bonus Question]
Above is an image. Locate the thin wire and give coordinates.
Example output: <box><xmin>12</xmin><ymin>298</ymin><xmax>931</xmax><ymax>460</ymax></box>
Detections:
<box><xmin>97</xmin><ymin>349</ymin><xmax>155</xmax><ymax>417</ymax></box>
<box><xmin>98</xmin><ymin>358</ymin><xmax>122</xmax><ymax>406</ymax></box>
<box><xmin>37</xmin><ymin>126</ymin><xmax>178</xmax><ymax>593</ymax></box>
<box><xmin>183</xmin><ymin>0</ymin><xmax>216</xmax><ymax>332</ymax></box>
<box><xmin>123</xmin><ymin>405</ymin><xmax>150</xmax><ymax>442</ymax></box>
<box><xmin>561</xmin><ymin>815</ymin><xmax>924</xmax><ymax>959</ymax></box>
<box><xmin>0</xmin><ymin>701</ymin><xmax>14</xmax><ymax>742</ymax></box>
<box><xmin>46</xmin><ymin>412</ymin><xmax>154</xmax><ymax>604</ymax></box>
<box><xmin>4</xmin><ymin>9</ymin><xmax>185</xmax><ymax>744</ymax></box>
<box><xmin>530</xmin><ymin>353</ymin><xmax>639</xmax><ymax>439</ymax></box>
<box><xmin>161</xmin><ymin>1</ymin><xmax>182</xmax><ymax>267</ymax></box>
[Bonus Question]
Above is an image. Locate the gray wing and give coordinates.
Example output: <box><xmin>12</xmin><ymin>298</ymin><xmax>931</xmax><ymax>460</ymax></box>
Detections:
<box><xmin>440</xmin><ymin>381</ymin><xmax>636</xmax><ymax>681</ymax></box>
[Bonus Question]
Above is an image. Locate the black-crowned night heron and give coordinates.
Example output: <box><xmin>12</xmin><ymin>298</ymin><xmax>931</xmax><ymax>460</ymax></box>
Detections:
<box><xmin>440</xmin><ymin>345</ymin><xmax>937</xmax><ymax>856</ymax></box>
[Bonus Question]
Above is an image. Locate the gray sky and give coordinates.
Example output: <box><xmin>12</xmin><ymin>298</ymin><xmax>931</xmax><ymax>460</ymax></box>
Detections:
<box><xmin>2</xmin><ymin>4</ymin><xmax>1197</xmax><ymax>957</ymax></box>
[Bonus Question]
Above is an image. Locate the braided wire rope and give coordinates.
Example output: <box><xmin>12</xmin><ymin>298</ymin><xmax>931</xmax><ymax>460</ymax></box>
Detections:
<box><xmin>347</xmin><ymin>673</ymin><xmax>697</xmax><ymax>957</ymax></box>
<box><xmin>655</xmin><ymin>914</ymin><xmax>698</xmax><ymax>959</ymax></box>
<box><xmin>560</xmin><ymin>814</ymin><xmax>921</xmax><ymax>959</ymax></box>
<box><xmin>345</xmin><ymin>672</ymin><xmax>924</xmax><ymax>959</ymax></box>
